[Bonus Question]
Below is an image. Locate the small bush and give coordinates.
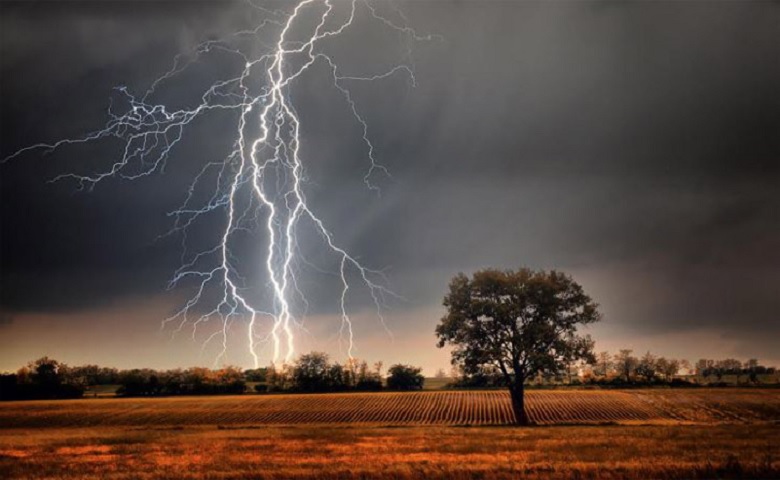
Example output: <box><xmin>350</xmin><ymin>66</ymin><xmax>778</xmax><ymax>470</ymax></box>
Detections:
<box><xmin>387</xmin><ymin>364</ymin><xmax>424</xmax><ymax>390</ymax></box>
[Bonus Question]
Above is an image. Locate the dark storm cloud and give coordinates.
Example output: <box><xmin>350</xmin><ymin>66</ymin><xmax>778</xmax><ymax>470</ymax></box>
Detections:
<box><xmin>1</xmin><ymin>2</ymin><xmax>779</xmax><ymax>358</ymax></box>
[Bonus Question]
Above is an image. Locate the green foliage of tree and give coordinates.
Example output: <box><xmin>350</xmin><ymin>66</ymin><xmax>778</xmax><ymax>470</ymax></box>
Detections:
<box><xmin>436</xmin><ymin>268</ymin><xmax>599</xmax><ymax>424</ymax></box>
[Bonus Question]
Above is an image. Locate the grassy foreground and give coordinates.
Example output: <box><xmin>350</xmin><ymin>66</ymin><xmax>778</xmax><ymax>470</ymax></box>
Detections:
<box><xmin>1</xmin><ymin>389</ymin><xmax>778</xmax><ymax>479</ymax></box>
<box><xmin>1</xmin><ymin>424</ymin><xmax>778</xmax><ymax>479</ymax></box>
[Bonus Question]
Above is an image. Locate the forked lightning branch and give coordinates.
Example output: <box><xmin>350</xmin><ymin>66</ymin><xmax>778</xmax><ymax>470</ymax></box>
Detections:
<box><xmin>4</xmin><ymin>1</ymin><xmax>434</xmax><ymax>367</ymax></box>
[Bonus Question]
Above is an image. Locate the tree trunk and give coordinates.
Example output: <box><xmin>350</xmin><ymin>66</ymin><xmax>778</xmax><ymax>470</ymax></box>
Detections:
<box><xmin>509</xmin><ymin>381</ymin><xmax>529</xmax><ymax>426</ymax></box>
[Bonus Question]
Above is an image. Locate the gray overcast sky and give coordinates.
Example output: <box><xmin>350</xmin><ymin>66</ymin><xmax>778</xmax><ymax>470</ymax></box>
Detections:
<box><xmin>1</xmin><ymin>1</ymin><xmax>779</xmax><ymax>372</ymax></box>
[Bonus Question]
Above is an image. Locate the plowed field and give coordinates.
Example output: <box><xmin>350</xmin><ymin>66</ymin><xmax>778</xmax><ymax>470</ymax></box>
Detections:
<box><xmin>1</xmin><ymin>388</ymin><xmax>778</xmax><ymax>427</ymax></box>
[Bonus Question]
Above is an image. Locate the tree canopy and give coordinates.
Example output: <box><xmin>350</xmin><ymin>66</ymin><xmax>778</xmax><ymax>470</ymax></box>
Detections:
<box><xmin>436</xmin><ymin>268</ymin><xmax>600</xmax><ymax>424</ymax></box>
<box><xmin>386</xmin><ymin>364</ymin><xmax>425</xmax><ymax>390</ymax></box>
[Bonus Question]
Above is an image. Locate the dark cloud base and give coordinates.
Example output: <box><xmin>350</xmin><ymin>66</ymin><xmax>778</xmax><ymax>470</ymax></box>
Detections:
<box><xmin>1</xmin><ymin>1</ymin><xmax>779</xmax><ymax>361</ymax></box>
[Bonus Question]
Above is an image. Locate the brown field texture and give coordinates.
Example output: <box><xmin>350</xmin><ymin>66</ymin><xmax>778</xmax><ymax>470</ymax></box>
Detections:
<box><xmin>1</xmin><ymin>388</ymin><xmax>779</xmax><ymax>427</ymax></box>
<box><xmin>1</xmin><ymin>425</ymin><xmax>778</xmax><ymax>479</ymax></box>
<box><xmin>2</xmin><ymin>389</ymin><xmax>778</xmax><ymax>479</ymax></box>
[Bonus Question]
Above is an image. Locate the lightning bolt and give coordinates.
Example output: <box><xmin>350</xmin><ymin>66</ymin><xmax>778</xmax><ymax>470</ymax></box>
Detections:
<box><xmin>3</xmin><ymin>1</ymin><xmax>435</xmax><ymax>367</ymax></box>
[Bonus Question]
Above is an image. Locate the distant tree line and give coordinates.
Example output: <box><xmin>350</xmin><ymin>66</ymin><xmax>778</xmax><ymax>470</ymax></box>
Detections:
<box><xmin>2</xmin><ymin>350</ymin><xmax>775</xmax><ymax>401</ymax></box>
<box><xmin>0</xmin><ymin>357</ymin><xmax>85</xmax><ymax>400</ymax></box>
<box><xmin>255</xmin><ymin>353</ymin><xmax>423</xmax><ymax>393</ymax></box>
<box><xmin>114</xmin><ymin>367</ymin><xmax>246</xmax><ymax>396</ymax></box>
<box><xmin>588</xmin><ymin>350</ymin><xmax>692</xmax><ymax>386</ymax></box>
<box><xmin>694</xmin><ymin>358</ymin><xmax>775</xmax><ymax>384</ymax></box>
<box><xmin>0</xmin><ymin>353</ymin><xmax>425</xmax><ymax>400</ymax></box>
<box><xmin>447</xmin><ymin>349</ymin><xmax>777</xmax><ymax>389</ymax></box>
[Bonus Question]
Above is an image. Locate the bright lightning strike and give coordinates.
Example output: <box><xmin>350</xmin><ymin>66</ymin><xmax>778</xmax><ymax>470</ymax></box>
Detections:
<box><xmin>4</xmin><ymin>1</ymin><xmax>435</xmax><ymax>367</ymax></box>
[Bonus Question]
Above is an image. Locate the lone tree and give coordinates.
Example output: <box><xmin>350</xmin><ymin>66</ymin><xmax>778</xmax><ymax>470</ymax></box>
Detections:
<box><xmin>435</xmin><ymin>268</ymin><xmax>600</xmax><ymax>425</ymax></box>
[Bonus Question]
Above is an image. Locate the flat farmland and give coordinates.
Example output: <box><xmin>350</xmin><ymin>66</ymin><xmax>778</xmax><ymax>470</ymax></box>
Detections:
<box><xmin>1</xmin><ymin>389</ymin><xmax>778</xmax><ymax>427</ymax></box>
<box><xmin>2</xmin><ymin>424</ymin><xmax>778</xmax><ymax>479</ymax></box>
<box><xmin>1</xmin><ymin>389</ymin><xmax>778</xmax><ymax>479</ymax></box>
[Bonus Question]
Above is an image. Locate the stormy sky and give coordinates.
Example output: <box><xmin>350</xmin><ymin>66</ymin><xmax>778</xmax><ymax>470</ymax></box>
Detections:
<box><xmin>1</xmin><ymin>1</ymin><xmax>779</xmax><ymax>372</ymax></box>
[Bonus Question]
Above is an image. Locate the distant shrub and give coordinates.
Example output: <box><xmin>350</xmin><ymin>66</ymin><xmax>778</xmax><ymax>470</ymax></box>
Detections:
<box><xmin>449</xmin><ymin>365</ymin><xmax>507</xmax><ymax>389</ymax></box>
<box><xmin>355</xmin><ymin>378</ymin><xmax>383</xmax><ymax>391</ymax></box>
<box><xmin>669</xmin><ymin>378</ymin><xmax>698</xmax><ymax>388</ymax></box>
<box><xmin>386</xmin><ymin>364</ymin><xmax>424</xmax><ymax>390</ymax></box>
<box><xmin>244</xmin><ymin>368</ymin><xmax>268</xmax><ymax>383</ymax></box>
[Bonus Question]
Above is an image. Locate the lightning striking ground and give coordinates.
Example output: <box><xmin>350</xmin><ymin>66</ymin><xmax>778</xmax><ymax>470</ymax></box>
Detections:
<box><xmin>4</xmin><ymin>1</ymin><xmax>433</xmax><ymax>367</ymax></box>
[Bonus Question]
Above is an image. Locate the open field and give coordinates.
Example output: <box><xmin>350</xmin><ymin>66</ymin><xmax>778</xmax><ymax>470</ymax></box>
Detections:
<box><xmin>423</xmin><ymin>377</ymin><xmax>453</xmax><ymax>389</ymax></box>
<box><xmin>1</xmin><ymin>389</ymin><xmax>779</xmax><ymax>427</ymax></box>
<box><xmin>1</xmin><ymin>425</ymin><xmax>778</xmax><ymax>479</ymax></box>
<box><xmin>1</xmin><ymin>389</ymin><xmax>778</xmax><ymax>479</ymax></box>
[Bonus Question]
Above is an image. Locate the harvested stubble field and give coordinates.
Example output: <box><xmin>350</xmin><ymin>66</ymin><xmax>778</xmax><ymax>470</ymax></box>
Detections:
<box><xmin>1</xmin><ymin>389</ymin><xmax>778</xmax><ymax>427</ymax></box>
<box><xmin>1</xmin><ymin>389</ymin><xmax>778</xmax><ymax>479</ymax></box>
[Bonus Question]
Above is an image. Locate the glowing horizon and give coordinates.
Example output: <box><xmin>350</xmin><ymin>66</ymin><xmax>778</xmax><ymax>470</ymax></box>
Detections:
<box><xmin>3</xmin><ymin>1</ymin><xmax>435</xmax><ymax>367</ymax></box>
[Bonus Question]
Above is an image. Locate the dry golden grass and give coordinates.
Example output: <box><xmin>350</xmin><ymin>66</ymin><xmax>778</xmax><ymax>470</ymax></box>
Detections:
<box><xmin>1</xmin><ymin>389</ymin><xmax>778</xmax><ymax>479</ymax></box>
<box><xmin>1</xmin><ymin>425</ymin><xmax>777</xmax><ymax>479</ymax></box>
<box><xmin>1</xmin><ymin>388</ymin><xmax>778</xmax><ymax>427</ymax></box>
